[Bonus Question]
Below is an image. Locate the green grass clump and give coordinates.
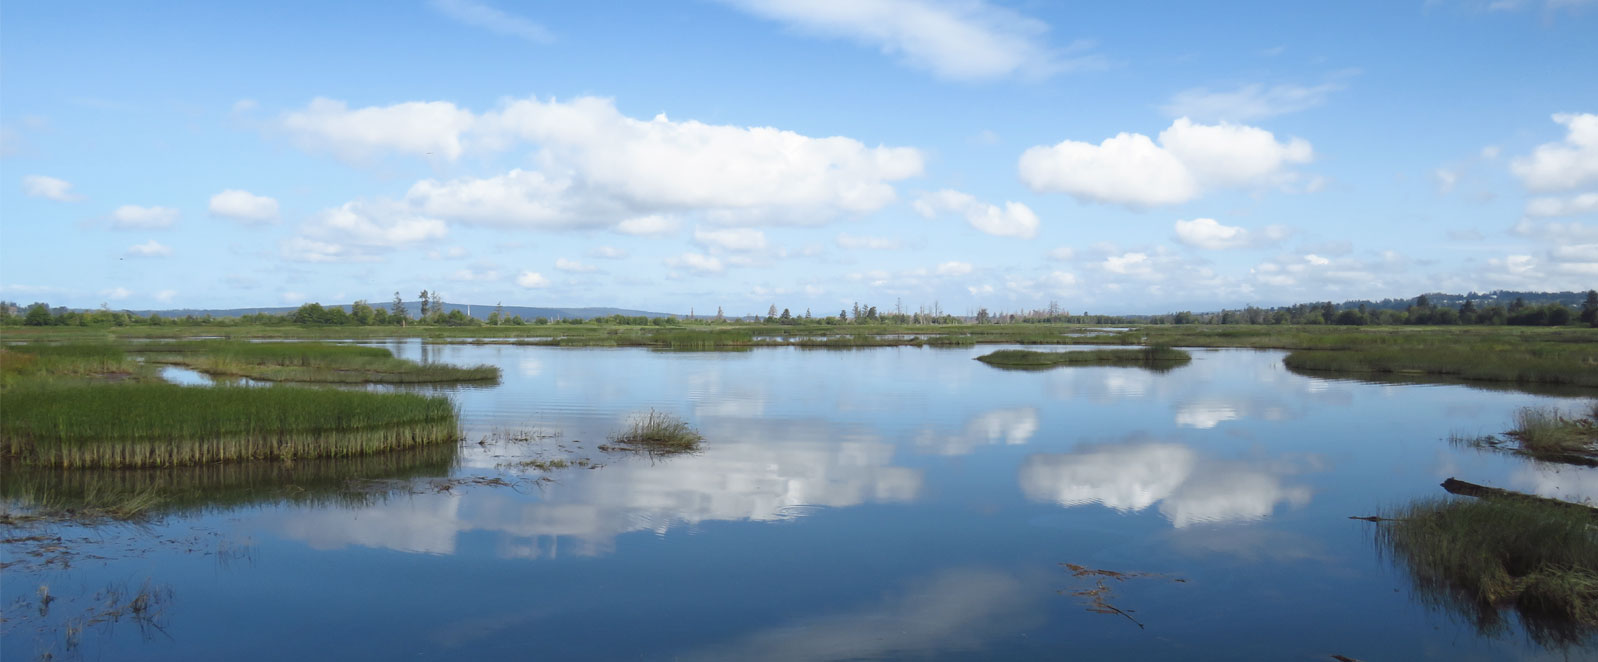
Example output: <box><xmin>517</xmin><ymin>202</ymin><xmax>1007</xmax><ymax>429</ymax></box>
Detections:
<box><xmin>976</xmin><ymin>346</ymin><xmax>1192</xmax><ymax>369</ymax></box>
<box><xmin>1</xmin><ymin>384</ymin><xmax>460</xmax><ymax>468</ymax></box>
<box><xmin>141</xmin><ymin>340</ymin><xmax>500</xmax><ymax>383</ymax></box>
<box><xmin>1509</xmin><ymin>405</ymin><xmax>1598</xmax><ymax>455</ymax></box>
<box><xmin>1</xmin><ymin>343</ymin><xmax>158</xmax><ymax>386</ymax></box>
<box><xmin>606</xmin><ymin>410</ymin><xmax>703</xmax><ymax>454</ymax></box>
<box><xmin>1281</xmin><ymin>335</ymin><xmax>1598</xmax><ymax>387</ymax></box>
<box><xmin>1377</xmin><ymin>497</ymin><xmax>1598</xmax><ymax>643</ymax></box>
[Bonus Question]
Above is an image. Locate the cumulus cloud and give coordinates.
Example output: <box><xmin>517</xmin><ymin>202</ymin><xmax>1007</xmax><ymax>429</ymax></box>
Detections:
<box><xmin>1524</xmin><ymin>192</ymin><xmax>1598</xmax><ymax>218</ymax></box>
<box><xmin>515</xmin><ymin>271</ymin><xmax>550</xmax><ymax>288</ymax></box>
<box><xmin>912</xmin><ymin>189</ymin><xmax>1039</xmax><ymax>238</ymax></box>
<box><xmin>101</xmin><ymin>287</ymin><xmax>133</xmax><ymax>300</ymax></box>
<box><xmin>588</xmin><ymin>245</ymin><xmax>627</xmax><ymax>259</ymax></box>
<box><xmin>554</xmin><ymin>258</ymin><xmax>597</xmax><ymax>272</ymax></box>
<box><xmin>1019</xmin><ymin>117</ymin><xmax>1314</xmax><ymax>209</ymax></box>
<box><xmin>125</xmin><ymin>239</ymin><xmax>172</xmax><ymax>257</ymax></box>
<box><xmin>208</xmin><ymin>189</ymin><xmax>279</xmax><ymax>224</ymax></box>
<box><xmin>310</xmin><ymin>201</ymin><xmax>448</xmax><ymax>248</ymax></box>
<box><xmin>110</xmin><ymin>205</ymin><xmax>179</xmax><ymax>229</ymax></box>
<box><xmin>935</xmin><ymin>261</ymin><xmax>973</xmax><ymax>276</ymax></box>
<box><xmin>281</xmin><ymin>96</ymin><xmax>923</xmax><ymax>231</ymax></box>
<box><xmin>1510</xmin><ymin>113</ymin><xmax>1598</xmax><ymax>192</ymax></box>
<box><xmin>280</xmin><ymin>237</ymin><xmax>353</xmax><ymax>263</ymax></box>
<box><xmin>713</xmin><ymin>0</ymin><xmax>1096</xmax><ymax>81</ymax></box>
<box><xmin>1173</xmin><ymin>218</ymin><xmax>1288</xmax><ymax>250</ymax></box>
<box><xmin>615</xmin><ymin>215</ymin><xmax>680</xmax><ymax>236</ymax></box>
<box><xmin>667</xmin><ymin>252</ymin><xmax>726</xmax><ymax>274</ymax></box>
<box><xmin>1047</xmin><ymin>246</ymin><xmax>1075</xmax><ymax>261</ymax></box>
<box><xmin>280</xmin><ymin>98</ymin><xmax>477</xmax><ymax>161</ymax></box>
<box><xmin>155</xmin><ymin>289</ymin><xmax>177</xmax><ymax>303</ymax></box>
<box><xmin>694</xmin><ymin>227</ymin><xmax>768</xmax><ymax>252</ymax></box>
<box><xmin>22</xmin><ymin>175</ymin><xmax>81</xmax><ymax>202</ymax></box>
<box><xmin>1162</xmin><ymin>81</ymin><xmax>1345</xmax><ymax>122</ymax></box>
<box><xmin>429</xmin><ymin>0</ymin><xmax>553</xmax><ymax>43</ymax></box>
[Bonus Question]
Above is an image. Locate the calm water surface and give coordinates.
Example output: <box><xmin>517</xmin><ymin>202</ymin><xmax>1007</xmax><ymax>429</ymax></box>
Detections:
<box><xmin>5</xmin><ymin>342</ymin><xmax>1595</xmax><ymax>660</ymax></box>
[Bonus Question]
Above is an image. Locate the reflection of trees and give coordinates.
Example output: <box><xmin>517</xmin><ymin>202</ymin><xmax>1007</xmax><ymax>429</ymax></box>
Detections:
<box><xmin>0</xmin><ymin>443</ymin><xmax>458</xmax><ymax>516</ymax></box>
<box><xmin>1019</xmin><ymin>438</ymin><xmax>1311</xmax><ymax>527</ymax></box>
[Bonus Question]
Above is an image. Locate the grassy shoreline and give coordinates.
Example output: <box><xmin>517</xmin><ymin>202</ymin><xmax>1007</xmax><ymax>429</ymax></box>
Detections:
<box><xmin>1</xmin><ymin>384</ymin><xmax>460</xmax><ymax>468</ymax></box>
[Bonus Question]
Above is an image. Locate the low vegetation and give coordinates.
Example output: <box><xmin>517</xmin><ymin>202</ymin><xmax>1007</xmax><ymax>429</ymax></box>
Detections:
<box><xmin>135</xmin><ymin>340</ymin><xmax>499</xmax><ymax>383</ymax></box>
<box><xmin>1283</xmin><ymin>340</ymin><xmax>1598</xmax><ymax>388</ymax></box>
<box><xmin>1</xmin><ymin>384</ymin><xmax>460</xmax><ymax>468</ymax></box>
<box><xmin>1509</xmin><ymin>404</ymin><xmax>1598</xmax><ymax>455</ymax></box>
<box><xmin>605</xmin><ymin>410</ymin><xmax>703</xmax><ymax>454</ymax></box>
<box><xmin>1376</xmin><ymin>497</ymin><xmax>1598</xmax><ymax>645</ymax></box>
<box><xmin>976</xmin><ymin>346</ymin><xmax>1192</xmax><ymax>370</ymax></box>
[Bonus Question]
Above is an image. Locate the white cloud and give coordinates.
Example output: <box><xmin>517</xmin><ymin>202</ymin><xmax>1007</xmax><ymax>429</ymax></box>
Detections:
<box><xmin>836</xmin><ymin>233</ymin><xmax>902</xmax><ymax>250</ymax></box>
<box><xmin>280</xmin><ymin>291</ymin><xmax>306</xmax><ymax>304</ymax></box>
<box><xmin>912</xmin><ymin>189</ymin><xmax>1039</xmax><ymax>239</ymax></box>
<box><xmin>280</xmin><ymin>237</ymin><xmax>351</xmax><ymax>263</ymax></box>
<box><xmin>935</xmin><ymin>261</ymin><xmax>973</xmax><ymax>276</ymax></box>
<box><xmin>428</xmin><ymin>0</ymin><xmax>553</xmax><ymax>43</ymax></box>
<box><xmin>448</xmin><ymin>268</ymin><xmax>502</xmax><ymax>282</ymax></box>
<box><xmin>125</xmin><ymin>239</ymin><xmax>172</xmax><ymax>257</ymax></box>
<box><xmin>1019</xmin><ymin>117</ymin><xmax>1313</xmax><ymax>209</ymax></box>
<box><xmin>694</xmin><ymin>227</ymin><xmax>768</xmax><ymax>252</ymax></box>
<box><xmin>307</xmin><ymin>201</ymin><xmax>448</xmax><ymax>249</ymax></box>
<box><xmin>515</xmin><ymin>271</ymin><xmax>550</xmax><ymax>288</ymax></box>
<box><xmin>714</xmin><ymin>0</ymin><xmax>1094</xmax><ymax>81</ymax></box>
<box><xmin>280</xmin><ymin>97</ymin><xmax>476</xmax><ymax>161</ymax></box>
<box><xmin>1103</xmin><ymin>252</ymin><xmax>1154</xmax><ymax>277</ymax></box>
<box><xmin>1047</xmin><ymin>246</ymin><xmax>1075</xmax><ymax>261</ymax></box>
<box><xmin>154</xmin><ymin>289</ymin><xmax>177</xmax><ymax>303</ymax></box>
<box><xmin>284</xmin><ymin>95</ymin><xmax>924</xmax><ymax>229</ymax></box>
<box><xmin>1524</xmin><ymin>192</ymin><xmax>1598</xmax><ymax>217</ymax></box>
<box><xmin>1162</xmin><ymin>82</ymin><xmax>1344</xmax><ymax>122</ymax></box>
<box><xmin>100</xmin><ymin>287</ymin><xmax>132</xmax><ymax>300</ymax></box>
<box><xmin>615</xmin><ymin>214</ymin><xmax>680</xmax><ymax>236</ymax></box>
<box><xmin>22</xmin><ymin>175</ymin><xmax>81</xmax><ymax>202</ymax></box>
<box><xmin>666</xmin><ymin>252</ymin><xmax>725</xmax><ymax>274</ymax></box>
<box><xmin>208</xmin><ymin>189</ymin><xmax>279</xmax><ymax>224</ymax></box>
<box><xmin>110</xmin><ymin>205</ymin><xmax>179</xmax><ymax>229</ymax></box>
<box><xmin>1434</xmin><ymin>168</ymin><xmax>1459</xmax><ymax>193</ymax></box>
<box><xmin>1512</xmin><ymin>217</ymin><xmax>1598</xmax><ymax>241</ymax></box>
<box><xmin>554</xmin><ymin>258</ymin><xmax>597</xmax><ymax>272</ymax></box>
<box><xmin>589</xmin><ymin>245</ymin><xmax>627</xmax><ymax>259</ymax></box>
<box><xmin>1173</xmin><ymin>217</ymin><xmax>1277</xmax><ymax>250</ymax></box>
<box><xmin>1510</xmin><ymin>113</ymin><xmax>1598</xmax><ymax>192</ymax></box>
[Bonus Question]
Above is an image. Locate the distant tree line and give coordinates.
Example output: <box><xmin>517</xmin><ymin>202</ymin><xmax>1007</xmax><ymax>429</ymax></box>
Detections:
<box><xmin>1147</xmin><ymin>291</ymin><xmax>1598</xmax><ymax>327</ymax></box>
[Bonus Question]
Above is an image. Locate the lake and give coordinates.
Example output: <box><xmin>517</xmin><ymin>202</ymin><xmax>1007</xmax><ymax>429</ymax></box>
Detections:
<box><xmin>3</xmin><ymin>341</ymin><xmax>1594</xmax><ymax>660</ymax></box>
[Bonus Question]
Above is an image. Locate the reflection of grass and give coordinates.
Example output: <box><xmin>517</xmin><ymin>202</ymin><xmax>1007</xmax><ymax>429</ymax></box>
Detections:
<box><xmin>976</xmin><ymin>346</ymin><xmax>1191</xmax><ymax>369</ymax></box>
<box><xmin>1</xmin><ymin>384</ymin><xmax>460</xmax><ymax>468</ymax></box>
<box><xmin>606</xmin><ymin>410</ymin><xmax>703</xmax><ymax>454</ymax></box>
<box><xmin>1377</xmin><ymin>497</ymin><xmax>1598</xmax><ymax>646</ymax></box>
<box><xmin>1</xmin><ymin>443</ymin><xmax>458</xmax><ymax>518</ymax></box>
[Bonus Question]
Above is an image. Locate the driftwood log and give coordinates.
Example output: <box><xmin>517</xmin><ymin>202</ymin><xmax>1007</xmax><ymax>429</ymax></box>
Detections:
<box><xmin>1441</xmin><ymin>478</ymin><xmax>1598</xmax><ymax>519</ymax></box>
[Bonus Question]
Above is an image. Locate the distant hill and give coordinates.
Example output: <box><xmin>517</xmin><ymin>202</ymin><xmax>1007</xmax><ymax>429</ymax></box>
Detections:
<box><xmin>113</xmin><ymin>302</ymin><xmax>679</xmax><ymax>321</ymax></box>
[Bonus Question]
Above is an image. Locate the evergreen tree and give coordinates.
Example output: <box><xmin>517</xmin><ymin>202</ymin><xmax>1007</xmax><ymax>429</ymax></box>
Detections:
<box><xmin>391</xmin><ymin>291</ymin><xmax>408</xmax><ymax>326</ymax></box>
<box><xmin>1582</xmin><ymin>290</ymin><xmax>1598</xmax><ymax>326</ymax></box>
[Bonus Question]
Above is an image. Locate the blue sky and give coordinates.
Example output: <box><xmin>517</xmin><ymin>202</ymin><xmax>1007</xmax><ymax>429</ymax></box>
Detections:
<box><xmin>2</xmin><ymin>0</ymin><xmax>1595</xmax><ymax>315</ymax></box>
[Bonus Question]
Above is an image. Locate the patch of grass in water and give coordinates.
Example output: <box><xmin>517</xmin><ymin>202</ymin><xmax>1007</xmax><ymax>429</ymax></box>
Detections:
<box><xmin>1376</xmin><ymin>497</ymin><xmax>1598</xmax><ymax>646</ymax></box>
<box><xmin>976</xmin><ymin>346</ymin><xmax>1192</xmax><ymax>370</ymax></box>
<box><xmin>606</xmin><ymin>410</ymin><xmax>703</xmax><ymax>455</ymax></box>
<box><xmin>1510</xmin><ymin>404</ymin><xmax>1598</xmax><ymax>455</ymax></box>
<box><xmin>142</xmin><ymin>340</ymin><xmax>500</xmax><ymax>384</ymax></box>
<box><xmin>0</xmin><ymin>383</ymin><xmax>461</xmax><ymax>468</ymax></box>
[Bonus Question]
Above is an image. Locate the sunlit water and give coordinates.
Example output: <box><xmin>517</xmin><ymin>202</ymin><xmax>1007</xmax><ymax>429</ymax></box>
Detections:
<box><xmin>5</xmin><ymin>343</ymin><xmax>1595</xmax><ymax>660</ymax></box>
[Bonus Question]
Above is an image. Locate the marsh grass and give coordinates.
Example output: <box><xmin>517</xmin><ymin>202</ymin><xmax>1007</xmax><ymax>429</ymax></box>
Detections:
<box><xmin>976</xmin><ymin>346</ymin><xmax>1192</xmax><ymax>369</ymax></box>
<box><xmin>607</xmin><ymin>410</ymin><xmax>703</xmax><ymax>454</ymax></box>
<box><xmin>1</xmin><ymin>344</ymin><xmax>160</xmax><ymax>386</ymax></box>
<box><xmin>1281</xmin><ymin>336</ymin><xmax>1598</xmax><ymax>387</ymax></box>
<box><xmin>1509</xmin><ymin>405</ymin><xmax>1598</xmax><ymax>455</ymax></box>
<box><xmin>1376</xmin><ymin>497</ymin><xmax>1598</xmax><ymax>645</ymax></box>
<box><xmin>136</xmin><ymin>340</ymin><xmax>500</xmax><ymax>383</ymax></box>
<box><xmin>1</xmin><ymin>384</ymin><xmax>460</xmax><ymax>468</ymax></box>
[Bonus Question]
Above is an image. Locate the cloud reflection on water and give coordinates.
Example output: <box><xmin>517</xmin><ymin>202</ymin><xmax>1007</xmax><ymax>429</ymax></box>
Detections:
<box><xmin>1019</xmin><ymin>438</ymin><xmax>1313</xmax><ymax>527</ymax></box>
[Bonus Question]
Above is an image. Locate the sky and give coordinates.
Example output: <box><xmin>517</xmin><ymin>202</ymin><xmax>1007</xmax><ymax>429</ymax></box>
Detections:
<box><xmin>2</xmin><ymin>0</ymin><xmax>1595</xmax><ymax>316</ymax></box>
